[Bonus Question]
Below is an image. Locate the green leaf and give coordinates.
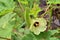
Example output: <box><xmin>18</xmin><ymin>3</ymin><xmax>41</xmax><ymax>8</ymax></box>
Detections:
<box><xmin>48</xmin><ymin>30</ymin><xmax>59</xmax><ymax>35</ymax></box>
<box><xmin>30</xmin><ymin>18</ymin><xmax>47</xmax><ymax>35</ymax></box>
<box><xmin>47</xmin><ymin>37</ymin><xmax>59</xmax><ymax>40</ymax></box>
<box><xmin>0</xmin><ymin>13</ymin><xmax>16</xmax><ymax>39</ymax></box>
<box><xmin>18</xmin><ymin>0</ymin><xmax>28</xmax><ymax>5</ymax></box>
<box><xmin>22</xmin><ymin>33</ymin><xmax>37</xmax><ymax>40</ymax></box>
<box><xmin>24</xmin><ymin>8</ymin><xmax>31</xmax><ymax>27</ymax></box>
<box><xmin>35</xmin><ymin>30</ymin><xmax>59</xmax><ymax>40</ymax></box>
<box><xmin>0</xmin><ymin>38</ymin><xmax>6</xmax><ymax>40</ymax></box>
<box><xmin>30</xmin><ymin>4</ymin><xmax>41</xmax><ymax>17</ymax></box>
<box><xmin>0</xmin><ymin>0</ymin><xmax>15</xmax><ymax>15</ymax></box>
<box><xmin>47</xmin><ymin>0</ymin><xmax>60</xmax><ymax>4</ymax></box>
<box><xmin>0</xmin><ymin>13</ymin><xmax>16</xmax><ymax>28</ymax></box>
<box><xmin>28</xmin><ymin>0</ymin><xmax>34</xmax><ymax>9</ymax></box>
<box><xmin>15</xmin><ymin>15</ymin><xmax>24</xmax><ymax>29</ymax></box>
<box><xmin>0</xmin><ymin>22</ymin><xmax>14</xmax><ymax>39</ymax></box>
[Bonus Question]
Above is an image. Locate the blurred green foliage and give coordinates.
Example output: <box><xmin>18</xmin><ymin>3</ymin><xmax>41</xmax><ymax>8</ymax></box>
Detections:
<box><xmin>0</xmin><ymin>0</ymin><xmax>60</xmax><ymax>40</ymax></box>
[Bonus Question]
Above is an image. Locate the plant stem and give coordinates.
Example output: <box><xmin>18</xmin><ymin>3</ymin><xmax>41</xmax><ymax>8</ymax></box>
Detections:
<box><xmin>41</xmin><ymin>5</ymin><xmax>51</xmax><ymax>17</ymax></box>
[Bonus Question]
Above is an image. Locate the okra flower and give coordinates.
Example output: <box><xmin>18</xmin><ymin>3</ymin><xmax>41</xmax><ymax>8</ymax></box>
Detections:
<box><xmin>30</xmin><ymin>18</ymin><xmax>47</xmax><ymax>35</ymax></box>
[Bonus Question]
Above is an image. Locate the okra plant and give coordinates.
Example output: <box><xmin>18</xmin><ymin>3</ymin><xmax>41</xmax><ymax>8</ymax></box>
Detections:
<box><xmin>0</xmin><ymin>0</ymin><xmax>60</xmax><ymax>40</ymax></box>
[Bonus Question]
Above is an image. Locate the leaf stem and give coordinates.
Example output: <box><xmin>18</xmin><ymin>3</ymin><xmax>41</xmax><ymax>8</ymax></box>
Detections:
<box><xmin>41</xmin><ymin>5</ymin><xmax>51</xmax><ymax>17</ymax></box>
